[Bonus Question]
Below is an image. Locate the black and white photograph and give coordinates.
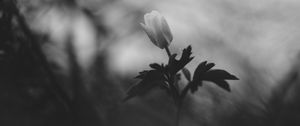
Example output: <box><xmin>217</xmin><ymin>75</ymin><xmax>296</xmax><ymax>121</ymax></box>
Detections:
<box><xmin>1</xmin><ymin>0</ymin><xmax>300</xmax><ymax>126</ymax></box>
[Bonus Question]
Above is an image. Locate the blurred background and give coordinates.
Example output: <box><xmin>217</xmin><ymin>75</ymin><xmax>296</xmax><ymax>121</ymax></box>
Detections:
<box><xmin>1</xmin><ymin>0</ymin><xmax>300</xmax><ymax>126</ymax></box>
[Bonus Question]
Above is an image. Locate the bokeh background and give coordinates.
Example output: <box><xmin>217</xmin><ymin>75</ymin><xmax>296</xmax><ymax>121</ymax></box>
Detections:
<box><xmin>1</xmin><ymin>0</ymin><xmax>300</xmax><ymax>126</ymax></box>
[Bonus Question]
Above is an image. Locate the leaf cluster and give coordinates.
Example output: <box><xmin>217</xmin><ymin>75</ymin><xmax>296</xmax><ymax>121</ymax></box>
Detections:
<box><xmin>124</xmin><ymin>45</ymin><xmax>238</xmax><ymax>102</ymax></box>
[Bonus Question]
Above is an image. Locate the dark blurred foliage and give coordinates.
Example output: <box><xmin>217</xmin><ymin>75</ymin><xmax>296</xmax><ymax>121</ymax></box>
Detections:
<box><xmin>0</xmin><ymin>0</ymin><xmax>71</xmax><ymax>125</ymax></box>
<box><xmin>0</xmin><ymin>0</ymin><xmax>124</xmax><ymax>125</ymax></box>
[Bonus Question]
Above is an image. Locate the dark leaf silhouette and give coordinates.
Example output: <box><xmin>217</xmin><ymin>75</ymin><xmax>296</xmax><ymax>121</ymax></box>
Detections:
<box><xmin>135</xmin><ymin>70</ymin><xmax>149</xmax><ymax>79</ymax></box>
<box><xmin>149</xmin><ymin>63</ymin><xmax>161</xmax><ymax>70</ymax></box>
<box><xmin>125</xmin><ymin>44</ymin><xmax>238</xmax><ymax>104</ymax></box>
<box><xmin>192</xmin><ymin>61</ymin><xmax>215</xmax><ymax>82</ymax></box>
<box><xmin>190</xmin><ymin>61</ymin><xmax>238</xmax><ymax>92</ymax></box>
<box><xmin>202</xmin><ymin>69</ymin><xmax>238</xmax><ymax>91</ymax></box>
<box><xmin>190</xmin><ymin>81</ymin><xmax>200</xmax><ymax>93</ymax></box>
<box><xmin>206</xmin><ymin>79</ymin><xmax>230</xmax><ymax>91</ymax></box>
<box><xmin>168</xmin><ymin>45</ymin><xmax>194</xmax><ymax>74</ymax></box>
<box><xmin>203</xmin><ymin>69</ymin><xmax>239</xmax><ymax>80</ymax></box>
<box><xmin>124</xmin><ymin>69</ymin><xmax>166</xmax><ymax>101</ymax></box>
<box><xmin>149</xmin><ymin>63</ymin><xmax>166</xmax><ymax>72</ymax></box>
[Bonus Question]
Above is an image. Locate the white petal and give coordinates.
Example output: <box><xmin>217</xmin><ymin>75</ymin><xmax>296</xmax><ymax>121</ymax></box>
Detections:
<box><xmin>160</xmin><ymin>17</ymin><xmax>173</xmax><ymax>44</ymax></box>
<box><xmin>152</xmin><ymin>15</ymin><xmax>168</xmax><ymax>48</ymax></box>
<box><xmin>150</xmin><ymin>10</ymin><xmax>161</xmax><ymax>17</ymax></box>
<box><xmin>144</xmin><ymin>13</ymin><xmax>152</xmax><ymax>26</ymax></box>
<box><xmin>148</xmin><ymin>14</ymin><xmax>159</xmax><ymax>39</ymax></box>
<box><xmin>141</xmin><ymin>23</ymin><xmax>158</xmax><ymax>45</ymax></box>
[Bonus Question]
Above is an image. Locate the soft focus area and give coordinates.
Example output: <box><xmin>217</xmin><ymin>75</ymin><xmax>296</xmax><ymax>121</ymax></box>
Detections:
<box><xmin>1</xmin><ymin>0</ymin><xmax>300</xmax><ymax>126</ymax></box>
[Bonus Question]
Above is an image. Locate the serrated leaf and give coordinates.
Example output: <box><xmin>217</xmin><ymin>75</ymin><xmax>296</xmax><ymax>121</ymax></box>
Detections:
<box><xmin>124</xmin><ymin>80</ymin><xmax>165</xmax><ymax>101</ymax></box>
<box><xmin>189</xmin><ymin>61</ymin><xmax>238</xmax><ymax>93</ymax></box>
<box><xmin>135</xmin><ymin>70</ymin><xmax>149</xmax><ymax>79</ymax></box>
<box><xmin>124</xmin><ymin>70</ymin><xmax>165</xmax><ymax>101</ymax></box>
<box><xmin>201</xmin><ymin>69</ymin><xmax>238</xmax><ymax>92</ymax></box>
<box><xmin>149</xmin><ymin>63</ymin><xmax>161</xmax><ymax>70</ymax></box>
<box><xmin>182</xmin><ymin>68</ymin><xmax>191</xmax><ymax>81</ymax></box>
<box><xmin>193</xmin><ymin>61</ymin><xmax>215</xmax><ymax>81</ymax></box>
<box><xmin>167</xmin><ymin>45</ymin><xmax>194</xmax><ymax>74</ymax></box>
<box><xmin>182</xmin><ymin>45</ymin><xmax>192</xmax><ymax>60</ymax></box>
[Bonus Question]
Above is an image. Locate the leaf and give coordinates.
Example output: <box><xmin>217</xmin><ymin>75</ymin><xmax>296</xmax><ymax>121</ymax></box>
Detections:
<box><xmin>124</xmin><ymin>70</ymin><xmax>166</xmax><ymax>101</ymax></box>
<box><xmin>167</xmin><ymin>45</ymin><xmax>194</xmax><ymax>74</ymax></box>
<box><xmin>205</xmin><ymin>79</ymin><xmax>231</xmax><ymax>91</ymax></box>
<box><xmin>188</xmin><ymin>61</ymin><xmax>239</xmax><ymax>93</ymax></box>
<box><xmin>203</xmin><ymin>69</ymin><xmax>239</xmax><ymax>80</ymax></box>
<box><xmin>192</xmin><ymin>61</ymin><xmax>215</xmax><ymax>82</ymax></box>
<box><xmin>190</xmin><ymin>81</ymin><xmax>201</xmax><ymax>93</ymax></box>
<box><xmin>182</xmin><ymin>68</ymin><xmax>191</xmax><ymax>81</ymax></box>
<box><xmin>202</xmin><ymin>69</ymin><xmax>238</xmax><ymax>92</ymax></box>
<box><xmin>149</xmin><ymin>63</ymin><xmax>162</xmax><ymax>70</ymax></box>
<box><xmin>135</xmin><ymin>70</ymin><xmax>149</xmax><ymax>79</ymax></box>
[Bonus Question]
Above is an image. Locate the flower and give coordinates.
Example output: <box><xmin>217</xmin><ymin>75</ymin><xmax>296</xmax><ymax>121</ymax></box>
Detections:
<box><xmin>141</xmin><ymin>10</ymin><xmax>173</xmax><ymax>49</ymax></box>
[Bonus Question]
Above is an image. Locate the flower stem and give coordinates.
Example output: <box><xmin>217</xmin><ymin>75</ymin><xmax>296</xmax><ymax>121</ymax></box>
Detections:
<box><xmin>165</xmin><ymin>47</ymin><xmax>172</xmax><ymax>57</ymax></box>
<box><xmin>175</xmin><ymin>101</ymin><xmax>182</xmax><ymax>126</ymax></box>
<box><xmin>164</xmin><ymin>46</ymin><xmax>185</xmax><ymax>126</ymax></box>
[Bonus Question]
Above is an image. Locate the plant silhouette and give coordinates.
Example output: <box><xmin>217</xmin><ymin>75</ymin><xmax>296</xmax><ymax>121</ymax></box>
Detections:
<box><xmin>124</xmin><ymin>10</ymin><xmax>239</xmax><ymax>126</ymax></box>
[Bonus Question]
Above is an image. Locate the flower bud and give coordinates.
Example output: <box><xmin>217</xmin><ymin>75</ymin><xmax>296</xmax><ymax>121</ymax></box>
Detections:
<box><xmin>141</xmin><ymin>10</ymin><xmax>173</xmax><ymax>49</ymax></box>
